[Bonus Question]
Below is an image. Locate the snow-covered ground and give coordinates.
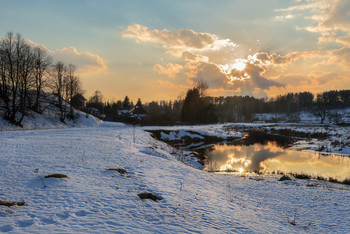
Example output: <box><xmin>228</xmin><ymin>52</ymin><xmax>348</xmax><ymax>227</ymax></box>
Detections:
<box><xmin>254</xmin><ymin>108</ymin><xmax>350</xmax><ymax>124</ymax></box>
<box><xmin>1</xmin><ymin>123</ymin><xmax>350</xmax><ymax>233</ymax></box>
<box><xmin>144</xmin><ymin>124</ymin><xmax>244</xmax><ymax>141</ymax></box>
<box><xmin>0</xmin><ymin>110</ymin><xmax>100</xmax><ymax>131</ymax></box>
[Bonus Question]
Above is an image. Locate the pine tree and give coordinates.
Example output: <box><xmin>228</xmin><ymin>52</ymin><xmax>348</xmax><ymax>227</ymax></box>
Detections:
<box><xmin>122</xmin><ymin>96</ymin><xmax>130</xmax><ymax>108</ymax></box>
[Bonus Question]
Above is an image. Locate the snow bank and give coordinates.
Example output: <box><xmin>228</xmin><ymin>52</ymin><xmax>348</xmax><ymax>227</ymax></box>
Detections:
<box><xmin>144</xmin><ymin>124</ymin><xmax>244</xmax><ymax>142</ymax></box>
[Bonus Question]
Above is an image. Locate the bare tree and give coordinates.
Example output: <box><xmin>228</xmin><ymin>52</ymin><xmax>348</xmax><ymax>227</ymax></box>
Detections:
<box><xmin>0</xmin><ymin>38</ymin><xmax>10</xmax><ymax>113</ymax></box>
<box><xmin>0</xmin><ymin>32</ymin><xmax>33</xmax><ymax>126</ymax></box>
<box><xmin>195</xmin><ymin>78</ymin><xmax>208</xmax><ymax>97</ymax></box>
<box><xmin>48</xmin><ymin>61</ymin><xmax>66</xmax><ymax>122</ymax></box>
<box><xmin>0</xmin><ymin>32</ymin><xmax>83</xmax><ymax>126</ymax></box>
<box><xmin>0</xmin><ymin>32</ymin><xmax>16</xmax><ymax>122</ymax></box>
<box><xmin>32</xmin><ymin>46</ymin><xmax>52</xmax><ymax>112</ymax></box>
<box><xmin>311</xmin><ymin>94</ymin><xmax>328</xmax><ymax>124</ymax></box>
<box><xmin>66</xmin><ymin>64</ymin><xmax>82</xmax><ymax>119</ymax></box>
<box><xmin>17</xmin><ymin>41</ymin><xmax>34</xmax><ymax>124</ymax></box>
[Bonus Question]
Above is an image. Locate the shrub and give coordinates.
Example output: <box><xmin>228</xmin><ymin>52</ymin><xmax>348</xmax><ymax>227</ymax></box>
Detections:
<box><xmin>278</xmin><ymin>175</ymin><xmax>292</xmax><ymax>181</ymax></box>
<box><xmin>137</xmin><ymin>192</ymin><xmax>162</xmax><ymax>201</ymax></box>
<box><xmin>0</xmin><ymin>200</ymin><xmax>25</xmax><ymax>207</ymax></box>
<box><xmin>44</xmin><ymin>173</ymin><xmax>68</xmax><ymax>179</ymax></box>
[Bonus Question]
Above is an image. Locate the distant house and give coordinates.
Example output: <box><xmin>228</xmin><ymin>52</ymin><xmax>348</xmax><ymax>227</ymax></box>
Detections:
<box><xmin>85</xmin><ymin>107</ymin><xmax>100</xmax><ymax>117</ymax></box>
<box><xmin>128</xmin><ymin>106</ymin><xmax>147</xmax><ymax>119</ymax></box>
<box><xmin>114</xmin><ymin>106</ymin><xmax>147</xmax><ymax>123</ymax></box>
<box><xmin>71</xmin><ymin>94</ymin><xmax>86</xmax><ymax>110</ymax></box>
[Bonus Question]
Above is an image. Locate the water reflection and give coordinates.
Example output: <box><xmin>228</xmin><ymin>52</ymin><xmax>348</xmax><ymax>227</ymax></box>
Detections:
<box><xmin>204</xmin><ymin>142</ymin><xmax>350</xmax><ymax>181</ymax></box>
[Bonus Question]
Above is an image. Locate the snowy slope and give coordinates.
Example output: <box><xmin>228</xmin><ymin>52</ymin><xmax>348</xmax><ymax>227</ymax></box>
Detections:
<box><xmin>0</xmin><ymin>124</ymin><xmax>349</xmax><ymax>233</ymax></box>
<box><xmin>0</xmin><ymin>93</ymin><xmax>101</xmax><ymax>131</ymax></box>
<box><xmin>0</xmin><ymin>110</ymin><xmax>100</xmax><ymax>131</ymax></box>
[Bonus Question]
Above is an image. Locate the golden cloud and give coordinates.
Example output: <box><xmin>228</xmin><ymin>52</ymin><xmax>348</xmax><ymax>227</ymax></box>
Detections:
<box><xmin>53</xmin><ymin>47</ymin><xmax>107</xmax><ymax>74</ymax></box>
<box><xmin>23</xmin><ymin>39</ymin><xmax>107</xmax><ymax>75</ymax></box>
<box><xmin>278</xmin><ymin>0</ymin><xmax>350</xmax><ymax>46</ymax></box>
<box><xmin>123</xmin><ymin>22</ymin><xmax>350</xmax><ymax>98</ymax></box>
<box><xmin>153</xmin><ymin>63</ymin><xmax>183</xmax><ymax>78</ymax></box>
<box><xmin>122</xmin><ymin>24</ymin><xmax>215</xmax><ymax>49</ymax></box>
<box><xmin>122</xmin><ymin>24</ymin><xmax>237</xmax><ymax>51</ymax></box>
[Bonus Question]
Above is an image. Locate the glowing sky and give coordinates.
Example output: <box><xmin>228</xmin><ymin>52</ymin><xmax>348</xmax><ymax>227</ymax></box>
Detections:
<box><xmin>1</xmin><ymin>0</ymin><xmax>350</xmax><ymax>102</ymax></box>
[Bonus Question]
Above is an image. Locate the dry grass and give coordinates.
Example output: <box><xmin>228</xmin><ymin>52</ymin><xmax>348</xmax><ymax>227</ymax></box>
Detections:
<box><xmin>137</xmin><ymin>192</ymin><xmax>162</xmax><ymax>201</ymax></box>
<box><xmin>0</xmin><ymin>200</ymin><xmax>25</xmax><ymax>207</ymax></box>
<box><xmin>44</xmin><ymin>173</ymin><xmax>68</xmax><ymax>179</ymax></box>
<box><xmin>278</xmin><ymin>175</ymin><xmax>292</xmax><ymax>181</ymax></box>
<box><xmin>106</xmin><ymin>168</ymin><xmax>128</xmax><ymax>174</ymax></box>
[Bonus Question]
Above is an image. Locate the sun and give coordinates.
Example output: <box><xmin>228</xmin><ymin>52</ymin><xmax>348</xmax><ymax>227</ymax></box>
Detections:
<box><xmin>218</xmin><ymin>59</ymin><xmax>247</xmax><ymax>75</ymax></box>
<box><xmin>232</xmin><ymin>59</ymin><xmax>247</xmax><ymax>71</ymax></box>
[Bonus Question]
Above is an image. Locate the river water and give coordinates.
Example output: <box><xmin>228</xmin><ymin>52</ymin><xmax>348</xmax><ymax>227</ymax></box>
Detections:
<box><xmin>202</xmin><ymin>141</ymin><xmax>350</xmax><ymax>181</ymax></box>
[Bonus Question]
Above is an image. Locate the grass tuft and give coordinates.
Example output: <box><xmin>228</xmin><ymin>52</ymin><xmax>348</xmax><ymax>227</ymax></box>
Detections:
<box><xmin>0</xmin><ymin>200</ymin><xmax>25</xmax><ymax>207</ymax></box>
<box><xmin>137</xmin><ymin>192</ymin><xmax>163</xmax><ymax>201</ymax></box>
<box><xmin>44</xmin><ymin>173</ymin><xmax>68</xmax><ymax>179</ymax></box>
<box><xmin>106</xmin><ymin>168</ymin><xmax>128</xmax><ymax>174</ymax></box>
<box><xmin>278</xmin><ymin>175</ymin><xmax>292</xmax><ymax>181</ymax></box>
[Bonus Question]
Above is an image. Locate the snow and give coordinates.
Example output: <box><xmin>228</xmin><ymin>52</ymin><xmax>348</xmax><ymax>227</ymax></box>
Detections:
<box><xmin>1</xmin><ymin>123</ymin><xmax>350</xmax><ymax>233</ymax></box>
<box><xmin>145</xmin><ymin>124</ymin><xmax>244</xmax><ymax>141</ymax></box>
<box><xmin>0</xmin><ymin>109</ymin><xmax>101</xmax><ymax>131</ymax></box>
<box><xmin>254</xmin><ymin>108</ymin><xmax>350</xmax><ymax>124</ymax></box>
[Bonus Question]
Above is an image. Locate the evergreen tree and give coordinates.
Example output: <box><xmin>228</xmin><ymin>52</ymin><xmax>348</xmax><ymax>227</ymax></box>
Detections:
<box><xmin>122</xmin><ymin>96</ymin><xmax>131</xmax><ymax>108</ymax></box>
<box><xmin>136</xmin><ymin>98</ymin><xmax>142</xmax><ymax>108</ymax></box>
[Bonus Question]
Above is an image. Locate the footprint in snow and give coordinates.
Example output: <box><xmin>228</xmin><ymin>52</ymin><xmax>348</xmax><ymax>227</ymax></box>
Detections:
<box><xmin>0</xmin><ymin>224</ymin><xmax>14</xmax><ymax>232</ymax></box>
<box><xmin>56</xmin><ymin>212</ymin><xmax>70</xmax><ymax>220</ymax></box>
<box><xmin>40</xmin><ymin>217</ymin><xmax>56</xmax><ymax>225</ymax></box>
<box><xmin>75</xmin><ymin>210</ymin><xmax>87</xmax><ymax>217</ymax></box>
<box><xmin>16</xmin><ymin>219</ymin><xmax>34</xmax><ymax>228</ymax></box>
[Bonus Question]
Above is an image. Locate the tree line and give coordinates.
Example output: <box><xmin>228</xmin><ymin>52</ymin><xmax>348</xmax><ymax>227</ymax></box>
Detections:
<box><xmin>0</xmin><ymin>32</ymin><xmax>82</xmax><ymax>126</ymax></box>
<box><xmin>86</xmin><ymin>85</ymin><xmax>350</xmax><ymax>125</ymax></box>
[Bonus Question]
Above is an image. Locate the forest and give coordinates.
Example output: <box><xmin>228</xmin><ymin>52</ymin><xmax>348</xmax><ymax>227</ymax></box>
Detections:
<box><xmin>0</xmin><ymin>32</ymin><xmax>82</xmax><ymax>126</ymax></box>
<box><xmin>86</xmin><ymin>84</ymin><xmax>350</xmax><ymax>125</ymax></box>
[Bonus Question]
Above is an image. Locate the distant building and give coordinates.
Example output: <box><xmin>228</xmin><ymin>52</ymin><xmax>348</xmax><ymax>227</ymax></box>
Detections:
<box><xmin>128</xmin><ymin>106</ymin><xmax>147</xmax><ymax>119</ymax></box>
<box><xmin>114</xmin><ymin>106</ymin><xmax>147</xmax><ymax>123</ymax></box>
<box><xmin>85</xmin><ymin>107</ymin><xmax>100</xmax><ymax>117</ymax></box>
<box><xmin>71</xmin><ymin>94</ymin><xmax>86</xmax><ymax>110</ymax></box>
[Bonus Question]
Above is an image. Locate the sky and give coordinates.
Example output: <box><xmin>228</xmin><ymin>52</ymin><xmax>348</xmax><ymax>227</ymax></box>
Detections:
<box><xmin>1</xmin><ymin>0</ymin><xmax>350</xmax><ymax>102</ymax></box>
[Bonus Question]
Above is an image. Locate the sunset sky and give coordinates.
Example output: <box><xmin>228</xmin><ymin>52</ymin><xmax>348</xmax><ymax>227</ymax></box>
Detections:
<box><xmin>1</xmin><ymin>0</ymin><xmax>350</xmax><ymax>102</ymax></box>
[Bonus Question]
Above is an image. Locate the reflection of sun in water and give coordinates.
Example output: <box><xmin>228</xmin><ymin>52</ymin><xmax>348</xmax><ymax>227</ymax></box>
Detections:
<box><xmin>220</xmin><ymin>153</ymin><xmax>251</xmax><ymax>172</ymax></box>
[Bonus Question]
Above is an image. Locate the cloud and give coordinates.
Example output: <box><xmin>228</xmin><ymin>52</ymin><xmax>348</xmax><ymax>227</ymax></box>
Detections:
<box><xmin>182</xmin><ymin>51</ymin><xmax>209</xmax><ymax>62</ymax></box>
<box><xmin>122</xmin><ymin>24</ymin><xmax>236</xmax><ymax>51</ymax></box>
<box><xmin>122</xmin><ymin>24</ymin><xmax>315</xmax><ymax>95</ymax></box>
<box><xmin>24</xmin><ymin>39</ymin><xmax>107</xmax><ymax>74</ymax></box>
<box><xmin>53</xmin><ymin>47</ymin><xmax>107</xmax><ymax>74</ymax></box>
<box><xmin>276</xmin><ymin>1</ymin><xmax>321</xmax><ymax>12</ymax></box>
<box><xmin>253</xmin><ymin>50</ymin><xmax>321</xmax><ymax>65</ymax></box>
<box><xmin>123</xmin><ymin>23</ymin><xmax>346</xmax><ymax>98</ymax></box>
<box><xmin>186</xmin><ymin>60</ymin><xmax>283</xmax><ymax>95</ymax></box>
<box><xmin>278</xmin><ymin>0</ymin><xmax>350</xmax><ymax>45</ymax></box>
<box><xmin>273</xmin><ymin>14</ymin><xmax>296</xmax><ymax>22</ymax></box>
<box><xmin>153</xmin><ymin>63</ymin><xmax>183</xmax><ymax>78</ymax></box>
<box><xmin>330</xmin><ymin>47</ymin><xmax>350</xmax><ymax>67</ymax></box>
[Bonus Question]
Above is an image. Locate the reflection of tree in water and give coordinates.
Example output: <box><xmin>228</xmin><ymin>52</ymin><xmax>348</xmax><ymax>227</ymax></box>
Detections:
<box><xmin>248</xmin><ymin>147</ymin><xmax>283</xmax><ymax>171</ymax></box>
<box><xmin>195</xmin><ymin>130</ymin><xmax>296</xmax><ymax>171</ymax></box>
<box><xmin>199</xmin><ymin>141</ymin><xmax>285</xmax><ymax>172</ymax></box>
<box><xmin>230</xmin><ymin>130</ymin><xmax>296</xmax><ymax>148</ymax></box>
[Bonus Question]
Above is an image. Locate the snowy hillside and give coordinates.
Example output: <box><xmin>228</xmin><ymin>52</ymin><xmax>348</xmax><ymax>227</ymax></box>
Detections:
<box><xmin>0</xmin><ymin>124</ymin><xmax>349</xmax><ymax>233</ymax></box>
<box><xmin>0</xmin><ymin>94</ymin><xmax>101</xmax><ymax>131</ymax></box>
